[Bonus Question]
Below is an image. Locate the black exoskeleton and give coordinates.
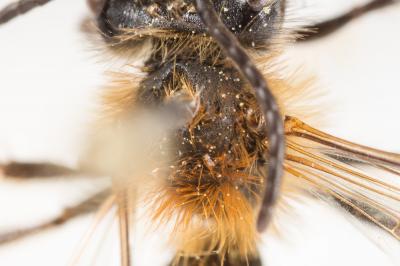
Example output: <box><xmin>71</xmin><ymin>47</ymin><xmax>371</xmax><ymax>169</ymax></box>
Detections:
<box><xmin>98</xmin><ymin>0</ymin><xmax>285</xmax><ymax>47</ymax></box>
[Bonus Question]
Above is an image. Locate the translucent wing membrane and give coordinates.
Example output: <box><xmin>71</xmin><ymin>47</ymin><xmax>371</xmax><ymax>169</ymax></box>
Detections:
<box><xmin>284</xmin><ymin>116</ymin><xmax>400</xmax><ymax>240</ymax></box>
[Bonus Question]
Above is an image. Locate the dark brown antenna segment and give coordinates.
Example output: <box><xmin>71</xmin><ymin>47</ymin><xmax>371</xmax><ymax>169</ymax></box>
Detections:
<box><xmin>193</xmin><ymin>0</ymin><xmax>286</xmax><ymax>232</ymax></box>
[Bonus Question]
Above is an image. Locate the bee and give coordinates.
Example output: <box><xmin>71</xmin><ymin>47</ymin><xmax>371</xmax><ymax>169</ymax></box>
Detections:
<box><xmin>0</xmin><ymin>0</ymin><xmax>399</xmax><ymax>266</ymax></box>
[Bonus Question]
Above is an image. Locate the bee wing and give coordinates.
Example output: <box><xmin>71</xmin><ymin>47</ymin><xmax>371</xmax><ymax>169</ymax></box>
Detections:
<box><xmin>284</xmin><ymin>116</ymin><xmax>400</xmax><ymax>240</ymax></box>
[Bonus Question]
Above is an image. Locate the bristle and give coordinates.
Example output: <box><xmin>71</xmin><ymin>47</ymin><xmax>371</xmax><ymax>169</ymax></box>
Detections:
<box><xmin>98</xmin><ymin>71</ymin><xmax>143</xmax><ymax>121</ymax></box>
<box><xmin>69</xmin><ymin>195</ymin><xmax>116</xmax><ymax>266</ymax></box>
<box><xmin>149</xmin><ymin>182</ymin><xmax>259</xmax><ymax>263</ymax></box>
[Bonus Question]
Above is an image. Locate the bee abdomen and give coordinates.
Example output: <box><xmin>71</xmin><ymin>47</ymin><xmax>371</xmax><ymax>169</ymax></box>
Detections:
<box><xmin>144</xmin><ymin>62</ymin><xmax>267</xmax><ymax>261</ymax></box>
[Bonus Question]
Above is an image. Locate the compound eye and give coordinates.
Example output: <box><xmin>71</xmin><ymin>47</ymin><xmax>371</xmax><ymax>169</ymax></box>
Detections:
<box><xmin>87</xmin><ymin>0</ymin><xmax>107</xmax><ymax>16</ymax></box>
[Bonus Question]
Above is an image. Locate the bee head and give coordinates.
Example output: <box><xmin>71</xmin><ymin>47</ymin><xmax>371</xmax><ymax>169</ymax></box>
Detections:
<box><xmin>97</xmin><ymin>0</ymin><xmax>284</xmax><ymax>48</ymax></box>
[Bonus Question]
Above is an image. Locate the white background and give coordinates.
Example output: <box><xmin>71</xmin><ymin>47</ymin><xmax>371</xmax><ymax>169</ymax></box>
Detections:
<box><xmin>0</xmin><ymin>0</ymin><xmax>399</xmax><ymax>265</ymax></box>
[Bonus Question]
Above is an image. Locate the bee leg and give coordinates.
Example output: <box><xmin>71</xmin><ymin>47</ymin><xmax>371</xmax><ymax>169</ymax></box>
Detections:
<box><xmin>300</xmin><ymin>0</ymin><xmax>397</xmax><ymax>41</ymax></box>
<box><xmin>0</xmin><ymin>188</ymin><xmax>110</xmax><ymax>245</ymax></box>
<box><xmin>170</xmin><ymin>254</ymin><xmax>262</xmax><ymax>266</ymax></box>
<box><xmin>0</xmin><ymin>0</ymin><xmax>53</xmax><ymax>25</ymax></box>
<box><xmin>0</xmin><ymin>162</ymin><xmax>81</xmax><ymax>179</ymax></box>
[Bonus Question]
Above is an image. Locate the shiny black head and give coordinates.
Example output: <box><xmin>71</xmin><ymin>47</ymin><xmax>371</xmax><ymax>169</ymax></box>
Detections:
<box><xmin>97</xmin><ymin>0</ymin><xmax>285</xmax><ymax>47</ymax></box>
